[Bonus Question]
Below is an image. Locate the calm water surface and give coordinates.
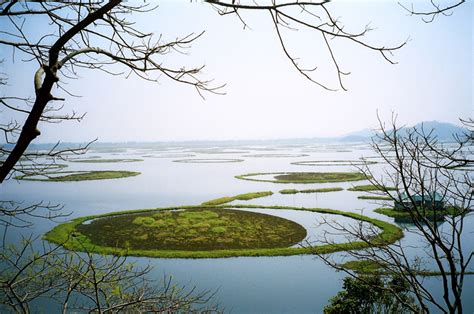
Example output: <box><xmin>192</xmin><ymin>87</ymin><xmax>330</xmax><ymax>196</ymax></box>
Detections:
<box><xmin>2</xmin><ymin>142</ymin><xmax>473</xmax><ymax>313</ymax></box>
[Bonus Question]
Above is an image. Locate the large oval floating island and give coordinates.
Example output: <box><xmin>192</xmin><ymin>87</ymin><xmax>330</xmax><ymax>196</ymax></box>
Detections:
<box><xmin>45</xmin><ymin>204</ymin><xmax>402</xmax><ymax>259</ymax></box>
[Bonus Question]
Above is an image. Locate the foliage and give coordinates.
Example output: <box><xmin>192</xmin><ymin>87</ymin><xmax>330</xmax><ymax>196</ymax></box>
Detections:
<box><xmin>320</xmin><ymin>117</ymin><xmax>473</xmax><ymax>313</ymax></box>
<box><xmin>0</xmin><ymin>240</ymin><xmax>216</xmax><ymax>313</ymax></box>
<box><xmin>324</xmin><ymin>274</ymin><xmax>418</xmax><ymax>314</ymax></box>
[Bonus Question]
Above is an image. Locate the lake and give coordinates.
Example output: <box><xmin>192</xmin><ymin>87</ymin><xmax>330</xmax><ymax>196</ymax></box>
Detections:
<box><xmin>2</xmin><ymin>141</ymin><xmax>473</xmax><ymax>313</ymax></box>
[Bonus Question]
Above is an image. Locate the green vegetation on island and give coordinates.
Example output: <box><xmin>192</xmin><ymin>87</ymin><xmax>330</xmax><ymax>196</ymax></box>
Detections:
<box><xmin>44</xmin><ymin>203</ymin><xmax>403</xmax><ymax>258</ymax></box>
<box><xmin>74</xmin><ymin>208</ymin><xmax>306</xmax><ymax>251</ymax></box>
<box><xmin>340</xmin><ymin>260</ymin><xmax>474</xmax><ymax>277</ymax></box>
<box><xmin>202</xmin><ymin>191</ymin><xmax>273</xmax><ymax>206</ymax></box>
<box><xmin>348</xmin><ymin>184</ymin><xmax>397</xmax><ymax>192</ymax></box>
<box><xmin>279</xmin><ymin>187</ymin><xmax>343</xmax><ymax>194</ymax></box>
<box><xmin>17</xmin><ymin>163</ymin><xmax>68</xmax><ymax>171</ymax></box>
<box><xmin>236</xmin><ymin>172</ymin><xmax>368</xmax><ymax>184</ymax></box>
<box><xmin>16</xmin><ymin>170</ymin><xmax>141</xmax><ymax>182</ymax></box>
<box><xmin>358</xmin><ymin>195</ymin><xmax>392</xmax><ymax>201</ymax></box>
<box><xmin>373</xmin><ymin>207</ymin><xmax>461</xmax><ymax>222</ymax></box>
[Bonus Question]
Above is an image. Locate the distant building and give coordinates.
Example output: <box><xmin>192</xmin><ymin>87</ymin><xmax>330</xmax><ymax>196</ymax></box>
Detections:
<box><xmin>395</xmin><ymin>192</ymin><xmax>445</xmax><ymax>210</ymax></box>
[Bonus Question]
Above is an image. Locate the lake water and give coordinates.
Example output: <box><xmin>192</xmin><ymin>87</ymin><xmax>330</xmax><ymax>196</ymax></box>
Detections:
<box><xmin>2</xmin><ymin>141</ymin><xmax>473</xmax><ymax>313</ymax></box>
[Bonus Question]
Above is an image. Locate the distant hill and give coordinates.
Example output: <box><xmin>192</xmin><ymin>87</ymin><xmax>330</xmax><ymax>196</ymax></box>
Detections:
<box><xmin>409</xmin><ymin>121</ymin><xmax>468</xmax><ymax>140</ymax></box>
<box><xmin>338</xmin><ymin>121</ymin><xmax>468</xmax><ymax>142</ymax></box>
<box><xmin>338</xmin><ymin>128</ymin><xmax>378</xmax><ymax>142</ymax></box>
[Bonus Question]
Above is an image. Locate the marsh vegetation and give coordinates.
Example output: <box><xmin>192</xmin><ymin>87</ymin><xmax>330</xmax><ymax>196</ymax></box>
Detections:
<box><xmin>347</xmin><ymin>184</ymin><xmax>397</xmax><ymax>192</ymax></box>
<box><xmin>291</xmin><ymin>160</ymin><xmax>377</xmax><ymax>166</ymax></box>
<box><xmin>45</xmin><ymin>203</ymin><xmax>403</xmax><ymax>258</ymax></box>
<box><xmin>70</xmin><ymin>158</ymin><xmax>143</xmax><ymax>163</ymax></box>
<box><xmin>16</xmin><ymin>170</ymin><xmax>140</xmax><ymax>182</ymax></box>
<box><xmin>236</xmin><ymin>172</ymin><xmax>367</xmax><ymax>184</ymax></box>
<box><xmin>173</xmin><ymin>158</ymin><xmax>244</xmax><ymax>163</ymax></box>
<box><xmin>202</xmin><ymin>191</ymin><xmax>274</xmax><ymax>205</ymax></box>
<box><xmin>279</xmin><ymin>187</ymin><xmax>343</xmax><ymax>194</ymax></box>
<box><xmin>71</xmin><ymin>208</ymin><xmax>307</xmax><ymax>251</ymax></box>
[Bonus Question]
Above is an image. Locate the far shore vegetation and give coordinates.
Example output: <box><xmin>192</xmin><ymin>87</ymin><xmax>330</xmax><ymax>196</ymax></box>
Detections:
<box><xmin>15</xmin><ymin>170</ymin><xmax>141</xmax><ymax>182</ymax></box>
<box><xmin>279</xmin><ymin>187</ymin><xmax>343</xmax><ymax>194</ymax></box>
<box><xmin>236</xmin><ymin>172</ymin><xmax>368</xmax><ymax>184</ymax></box>
<box><xmin>202</xmin><ymin>191</ymin><xmax>273</xmax><ymax>206</ymax></box>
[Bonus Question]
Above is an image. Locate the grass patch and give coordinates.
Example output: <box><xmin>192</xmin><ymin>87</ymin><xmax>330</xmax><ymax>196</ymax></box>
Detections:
<box><xmin>358</xmin><ymin>195</ymin><xmax>392</xmax><ymax>201</ymax></box>
<box><xmin>279</xmin><ymin>187</ymin><xmax>343</xmax><ymax>194</ymax></box>
<box><xmin>236</xmin><ymin>172</ymin><xmax>368</xmax><ymax>184</ymax></box>
<box><xmin>57</xmin><ymin>208</ymin><xmax>307</xmax><ymax>251</ymax></box>
<box><xmin>16</xmin><ymin>163</ymin><xmax>68</xmax><ymax>171</ymax></box>
<box><xmin>70</xmin><ymin>158</ymin><xmax>143</xmax><ymax>163</ymax></box>
<box><xmin>202</xmin><ymin>191</ymin><xmax>273</xmax><ymax>206</ymax></box>
<box><xmin>291</xmin><ymin>160</ymin><xmax>377</xmax><ymax>166</ymax></box>
<box><xmin>341</xmin><ymin>260</ymin><xmax>474</xmax><ymax>277</ymax></box>
<box><xmin>44</xmin><ymin>203</ymin><xmax>403</xmax><ymax>258</ymax></box>
<box><xmin>15</xmin><ymin>170</ymin><xmax>140</xmax><ymax>182</ymax></box>
<box><xmin>279</xmin><ymin>189</ymin><xmax>299</xmax><ymax>194</ymax></box>
<box><xmin>348</xmin><ymin>184</ymin><xmax>397</xmax><ymax>192</ymax></box>
<box><xmin>341</xmin><ymin>260</ymin><xmax>385</xmax><ymax>273</ymax></box>
<box><xmin>374</xmin><ymin>207</ymin><xmax>460</xmax><ymax>222</ymax></box>
<box><xmin>173</xmin><ymin>158</ymin><xmax>243</xmax><ymax>163</ymax></box>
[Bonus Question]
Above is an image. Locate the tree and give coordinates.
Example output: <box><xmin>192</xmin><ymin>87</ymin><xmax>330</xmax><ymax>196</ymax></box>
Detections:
<box><xmin>0</xmin><ymin>0</ymin><xmax>408</xmax><ymax>182</ymax></box>
<box><xmin>318</xmin><ymin>116</ymin><xmax>473</xmax><ymax>313</ymax></box>
<box><xmin>324</xmin><ymin>273</ymin><xmax>418</xmax><ymax>314</ymax></box>
<box><xmin>0</xmin><ymin>237</ymin><xmax>217</xmax><ymax>313</ymax></box>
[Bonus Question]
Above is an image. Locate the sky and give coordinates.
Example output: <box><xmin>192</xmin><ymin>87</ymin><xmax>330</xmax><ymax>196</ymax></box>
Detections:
<box><xmin>1</xmin><ymin>0</ymin><xmax>472</xmax><ymax>142</ymax></box>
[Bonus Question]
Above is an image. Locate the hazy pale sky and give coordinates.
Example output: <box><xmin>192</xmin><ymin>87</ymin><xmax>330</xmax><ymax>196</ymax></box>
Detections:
<box><xmin>1</xmin><ymin>0</ymin><xmax>472</xmax><ymax>142</ymax></box>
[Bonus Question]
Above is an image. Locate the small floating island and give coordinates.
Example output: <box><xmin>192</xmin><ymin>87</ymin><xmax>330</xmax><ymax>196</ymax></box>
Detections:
<box><xmin>291</xmin><ymin>160</ymin><xmax>377</xmax><ymax>166</ymax></box>
<box><xmin>235</xmin><ymin>172</ymin><xmax>368</xmax><ymax>184</ymax></box>
<box><xmin>70</xmin><ymin>158</ymin><xmax>143</xmax><ymax>163</ymax></box>
<box><xmin>16</xmin><ymin>170</ymin><xmax>141</xmax><ymax>182</ymax></box>
<box><xmin>173</xmin><ymin>158</ymin><xmax>244</xmax><ymax>163</ymax></box>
